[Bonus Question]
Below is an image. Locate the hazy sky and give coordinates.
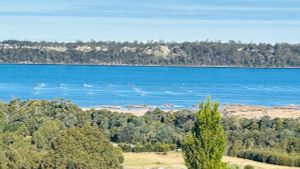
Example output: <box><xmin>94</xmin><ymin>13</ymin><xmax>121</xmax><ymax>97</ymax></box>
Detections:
<box><xmin>0</xmin><ymin>0</ymin><xmax>300</xmax><ymax>43</ymax></box>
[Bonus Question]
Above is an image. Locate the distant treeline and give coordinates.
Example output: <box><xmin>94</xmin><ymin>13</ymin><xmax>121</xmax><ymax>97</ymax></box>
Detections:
<box><xmin>1</xmin><ymin>40</ymin><xmax>300</xmax><ymax>67</ymax></box>
<box><xmin>0</xmin><ymin>99</ymin><xmax>299</xmax><ymax>167</ymax></box>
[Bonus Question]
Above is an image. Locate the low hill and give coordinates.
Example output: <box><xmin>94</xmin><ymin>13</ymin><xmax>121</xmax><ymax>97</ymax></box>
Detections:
<box><xmin>1</xmin><ymin>40</ymin><xmax>300</xmax><ymax>67</ymax></box>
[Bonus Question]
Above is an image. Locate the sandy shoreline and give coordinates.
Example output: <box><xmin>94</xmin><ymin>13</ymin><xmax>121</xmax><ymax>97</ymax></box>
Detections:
<box><xmin>81</xmin><ymin>104</ymin><xmax>185</xmax><ymax>116</ymax></box>
<box><xmin>222</xmin><ymin>104</ymin><xmax>300</xmax><ymax>119</ymax></box>
<box><xmin>81</xmin><ymin>106</ymin><xmax>153</xmax><ymax>116</ymax></box>
<box><xmin>81</xmin><ymin>104</ymin><xmax>300</xmax><ymax>119</ymax></box>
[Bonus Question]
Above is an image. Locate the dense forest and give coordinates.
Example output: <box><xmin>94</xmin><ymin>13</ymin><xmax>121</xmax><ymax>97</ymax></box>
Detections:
<box><xmin>0</xmin><ymin>99</ymin><xmax>299</xmax><ymax>168</ymax></box>
<box><xmin>1</xmin><ymin>40</ymin><xmax>300</xmax><ymax>67</ymax></box>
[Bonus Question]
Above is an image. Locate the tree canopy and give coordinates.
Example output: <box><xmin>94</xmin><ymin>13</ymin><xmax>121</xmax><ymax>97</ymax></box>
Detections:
<box><xmin>46</xmin><ymin>125</ymin><xmax>123</xmax><ymax>169</ymax></box>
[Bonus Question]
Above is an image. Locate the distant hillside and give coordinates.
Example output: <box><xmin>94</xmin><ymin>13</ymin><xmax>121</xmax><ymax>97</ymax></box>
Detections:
<box><xmin>1</xmin><ymin>40</ymin><xmax>300</xmax><ymax>67</ymax></box>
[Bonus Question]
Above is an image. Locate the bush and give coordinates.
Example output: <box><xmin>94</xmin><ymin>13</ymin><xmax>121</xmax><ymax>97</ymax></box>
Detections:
<box><xmin>119</xmin><ymin>143</ymin><xmax>132</xmax><ymax>152</ymax></box>
<box><xmin>118</xmin><ymin>143</ymin><xmax>176</xmax><ymax>153</ymax></box>
<box><xmin>133</xmin><ymin>144</ymin><xmax>144</xmax><ymax>152</ymax></box>
<box><xmin>236</xmin><ymin>149</ymin><xmax>300</xmax><ymax>167</ymax></box>
<box><xmin>244</xmin><ymin>165</ymin><xmax>254</xmax><ymax>169</ymax></box>
<box><xmin>227</xmin><ymin>164</ymin><xmax>239</xmax><ymax>169</ymax></box>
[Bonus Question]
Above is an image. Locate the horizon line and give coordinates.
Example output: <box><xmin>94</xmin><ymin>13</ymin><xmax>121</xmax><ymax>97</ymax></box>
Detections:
<box><xmin>0</xmin><ymin>39</ymin><xmax>299</xmax><ymax>45</ymax></box>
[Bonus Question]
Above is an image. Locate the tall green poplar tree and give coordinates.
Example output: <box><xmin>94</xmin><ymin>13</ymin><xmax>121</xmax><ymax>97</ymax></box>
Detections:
<box><xmin>182</xmin><ymin>97</ymin><xmax>226</xmax><ymax>169</ymax></box>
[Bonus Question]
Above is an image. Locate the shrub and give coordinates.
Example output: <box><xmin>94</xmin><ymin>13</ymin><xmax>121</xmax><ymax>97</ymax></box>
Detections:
<box><xmin>119</xmin><ymin>143</ymin><xmax>132</xmax><ymax>152</ymax></box>
<box><xmin>236</xmin><ymin>149</ymin><xmax>300</xmax><ymax>167</ymax></box>
<box><xmin>227</xmin><ymin>164</ymin><xmax>240</xmax><ymax>169</ymax></box>
<box><xmin>244</xmin><ymin>165</ymin><xmax>255</xmax><ymax>169</ymax></box>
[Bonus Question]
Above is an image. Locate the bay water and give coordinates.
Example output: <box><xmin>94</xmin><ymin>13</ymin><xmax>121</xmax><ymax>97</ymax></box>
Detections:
<box><xmin>0</xmin><ymin>64</ymin><xmax>299</xmax><ymax>108</ymax></box>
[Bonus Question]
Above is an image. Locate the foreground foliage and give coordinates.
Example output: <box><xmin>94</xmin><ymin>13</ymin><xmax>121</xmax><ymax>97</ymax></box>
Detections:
<box><xmin>0</xmin><ymin>100</ymin><xmax>123</xmax><ymax>169</ymax></box>
<box><xmin>0</xmin><ymin>99</ymin><xmax>299</xmax><ymax>167</ymax></box>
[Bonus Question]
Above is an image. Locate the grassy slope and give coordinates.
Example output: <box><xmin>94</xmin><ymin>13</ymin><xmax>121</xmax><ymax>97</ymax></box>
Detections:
<box><xmin>123</xmin><ymin>152</ymin><xmax>300</xmax><ymax>169</ymax></box>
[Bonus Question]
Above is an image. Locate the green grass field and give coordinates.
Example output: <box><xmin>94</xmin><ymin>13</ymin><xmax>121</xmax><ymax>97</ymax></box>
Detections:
<box><xmin>123</xmin><ymin>152</ymin><xmax>300</xmax><ymax>169</ymax></box>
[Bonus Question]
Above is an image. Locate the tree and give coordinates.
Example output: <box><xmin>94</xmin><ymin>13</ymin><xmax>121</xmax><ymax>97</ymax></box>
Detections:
<box><xmin>32</xmin><ymin>120</ymin><xmax>63</xmax><ymax>149</ymax></box>
<box><xmin>44</xmin><ymin>125</ymin><xmax>124</xmax><ymax>169</ymax></box>
<box><xmin>182</xmin><ymin>97</ymin><xmax>226</xmax><ymax>169</ymax></box>
<box><xmin>0</xmin><ymin>132</ymin><xmax>47</xmax><ymax>169</ymax></box>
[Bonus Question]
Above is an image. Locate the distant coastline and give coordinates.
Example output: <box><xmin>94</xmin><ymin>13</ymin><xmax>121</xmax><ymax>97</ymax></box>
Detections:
<box><xmin>1</xmin><ymin>63</ymin><xmax>300</xmax><ymax>69</ymax></box>
<box><xmin>1</xmin><ymin>40</ymin><xmax>300</xmax><ymax>68</ymax></box>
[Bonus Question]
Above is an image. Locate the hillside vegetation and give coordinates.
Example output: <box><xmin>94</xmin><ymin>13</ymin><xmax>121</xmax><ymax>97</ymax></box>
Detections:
<box><xmin>1</xmin><ymin>40</ymin><xmax>300</xmax><ymax>67</ymax></box>
<box><xmin>0</xmin><ymin>99</ymin><xmax>299</xmax><ymax>167</ymax></box>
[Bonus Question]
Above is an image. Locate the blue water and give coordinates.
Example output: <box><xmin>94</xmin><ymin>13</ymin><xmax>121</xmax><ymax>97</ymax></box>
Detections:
<box><xmin>0</xmin><ymin>64</ymin><xmax>300</xmax><ymax>108</ymax></box>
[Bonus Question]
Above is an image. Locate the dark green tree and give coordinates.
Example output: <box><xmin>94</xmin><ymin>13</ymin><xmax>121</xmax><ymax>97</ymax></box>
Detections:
<box><xmin>182</xmin><ymin>98</ymin><xmax>226</xmax><ymax>169</ymax></box>
<box><xmin>44</xmin><ymin>125</ymin><xmax>124</xmax><ymax>169</ymax></box>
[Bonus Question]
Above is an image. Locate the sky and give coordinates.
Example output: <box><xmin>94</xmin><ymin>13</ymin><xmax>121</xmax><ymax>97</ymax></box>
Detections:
<box><xmin>0</xmin><ymin>0</ymin><xmax>300</xmax><ymax>43</ymax></box>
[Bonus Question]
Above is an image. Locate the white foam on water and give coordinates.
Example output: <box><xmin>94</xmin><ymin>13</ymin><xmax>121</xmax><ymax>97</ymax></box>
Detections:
<box><xmin>59</xmin><ymin>83</ymin><xmax>67</xmax><ymax>90</ymax></box>
<box><xmin>83</xmin><ymin>83</ymin><xmax>93</xmax><ymax>88</ymax></box>
<box><xmin>241</xmin><ymin>85</ymin><xmax>277</xmax><ymax>91</ymax></box>
<box><xmin>87</xmin><ymin>92</ymin><xmax>94</xmax><ymax>95</ymax></box>
<box><xmin>132</xmin><ymin>87</ymin><xmax>146</xmax><ymax>96</ymax></box>
<box><xmin>32</xmin><ymin>83</ymin><xmax>46</xmax><ymax>95</ymax></box>
<box><xmin>0</xmin><ymin>83</ymin><xmax>12</xmax><ymax>88</ymax></box>
<box><xmin>164</xmin><ymin>91</ymin><xmax>176</xmax><ymax>96</ymax></box>
<box><xmin>240</xmin><ymin>86</ymin><xmax>256</xmax><ymax>90</ymax></box>
<box><xmin>34</xmin><ymin>83</ymin><xmax>45</xmax><ymax>89</ymax></box>
<box><xmin>58</xmin><ymin>83</ymin><xmax>69</xmax><ymax>96</ymax></box>
<box><xmin>106</xmin><ymin>84</ymin><xmax>119</xmax><ymax>96</ymax></box>
<box><xmin>106</xmin><ymin>84</ymin><xmax>115</xmax><ymax>91</ymax></box>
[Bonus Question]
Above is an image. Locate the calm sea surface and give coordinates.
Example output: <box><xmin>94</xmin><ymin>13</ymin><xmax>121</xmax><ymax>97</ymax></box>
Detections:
<box><xmin>0</xmin><ymin>64</ymin><xmax>300</xmax><ymax>108</ymax></box>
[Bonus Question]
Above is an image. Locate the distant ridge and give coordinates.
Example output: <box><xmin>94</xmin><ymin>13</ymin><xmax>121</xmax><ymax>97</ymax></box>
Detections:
<box><xmin>0</xmin><ymin>40</ymin><xmax>300</xmax><ymax>67</ymax></box>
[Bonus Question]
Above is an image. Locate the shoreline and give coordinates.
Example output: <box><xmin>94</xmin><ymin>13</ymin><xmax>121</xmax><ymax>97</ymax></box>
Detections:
<box><xmin>1</xmin><ymin>63</ymin><xmax>300</xmax><ymax>69</ymax></box>
<box><xmin>81</xmin><ymin>104</ymin><xmax>186</xmax><ymax>116</ymax></box>
<box><xmin>81</xmin><ymin>104</ymin><xmax>300</xmax><ymax>119</ymax></box>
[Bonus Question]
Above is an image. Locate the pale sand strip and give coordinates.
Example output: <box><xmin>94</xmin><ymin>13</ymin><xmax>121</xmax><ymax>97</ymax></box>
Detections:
<box><xmin>223</xmin><ymin>105</ymin><xmax>300</xmax><ymax>119</ymax></box>
<box><xmin>81</xmin><ymin>104</ymin><xmax>300</xmax><ymax>119</ymax></box>
<box><xmin>81</xmin><ymin>107</ymin><xmax>153</xmax><ymax>116</ymax></box>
